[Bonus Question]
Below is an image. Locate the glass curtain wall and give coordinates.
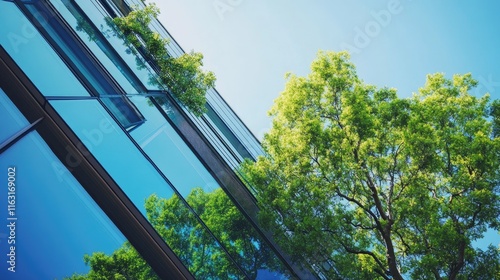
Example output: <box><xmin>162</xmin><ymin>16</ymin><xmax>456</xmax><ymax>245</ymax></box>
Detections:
<box><xmin>0</xmin><ymin>0</ymin><xmax>295</xmax><ymax>278</ymax></box>
<box><xmin>0</xmin><ymin>89</ymin><xmax>157</xmax><ymax>279</ymax></box>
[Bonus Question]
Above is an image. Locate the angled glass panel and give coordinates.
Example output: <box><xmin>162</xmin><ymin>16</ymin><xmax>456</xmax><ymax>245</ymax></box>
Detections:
<box><xmin>71</xmin><ymin>0</ymin><xmax>160</xmax><ymax>91</ymax></box>
<box><xmin>51</xmin><ymin>99</ymin><xmax>175</xmax><ymax>207</ymax></box>
<box><xmin>127</xmin><ymin>95</ymin><xmax>219</xmax><ymax>197</ymax></box>
<box><xmin>99</xmin><ymin>95</ymin><xmax>146</xmax><ymax>130</ymax></box>
<box><xmin>49</xmin><ymin>99</ymin><xmax>246</xmax><ymax>279</ymax></box>
<box><xmin>49</xmin><ymin>0</ymin><xmax>140</xmax><ymax>94</ymax></box>
<box><xmin>0</xmin><ymin>90</ymin><xmax>155</xmax><ymax>279</ymax></box>
<box><xmin>0</xmin><ymin>88</ymin><xmax>29</xmax><ymax>144</ymax></box>
<box><xmin>206</xmin><ymin>88</ymin><xmax>264</xmax><ymax>158</ymax></box>
<box><xmin>125</xmin><ymin>95</ymin><xmax>291</xmax><ymax>279</ymax></box>
<box><xmin>0</xmin><ymin>2</ymin><xmax>89</xmax><ymax>96</ymax></box>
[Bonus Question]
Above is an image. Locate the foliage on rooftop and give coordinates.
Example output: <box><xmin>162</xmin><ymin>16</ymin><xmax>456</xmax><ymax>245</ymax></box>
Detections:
<box><xmin>112</xmin><ymin>4</ymin><xmax>215</xmax><ymax>116</ymax></box>
<box><xmin>76</xmin><ymin>3</ymin><xmax>215</xmax><ymax>116</ymax></box>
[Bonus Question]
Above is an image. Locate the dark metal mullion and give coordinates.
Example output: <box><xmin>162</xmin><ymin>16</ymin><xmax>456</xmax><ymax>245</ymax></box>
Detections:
<box><xmin>196</xmin><ymin>119</ymin><xmax>241</xmax><ymax>169</ymax></box>
<box><xmin>206</xmin><ymin>95</ymin><xmax>259</xmax><ymax>156</ymax></box>
<box><xmin>43</xmin><ymin>94</ymin><xmax>165</xmax><ymax>100</ymax></box>
<box><xmin>200</xmin><ymin>113</ymin><xmax>248</xmax><ymax>171</ymax></box>
<box><xmin>66</xmin><ymin>0</ymin><xmax>149</xmax><ymax>93</ymax></box>
<box><xmin>0</xmin><ymin>117</ymin><xmax>43</xmax><ymax>155</ymax></box>
<box><xmin>0</xmin><ymin>45</ymin><xmax>193</xmax><ymax>280</ymax></box>
<box><xmin>147</xmin><ymin>95</ymin><xmax>251</xmax><ymax>175</ymax></box>
<box><xmin>13</xmin><ymin>0</ymin><xmax>99</xmax><ymax>97</ymax></box>
<box><xmin>93</xmin><ymin>96</ymin><xmax>252</xmax><ymax>279</ymax></box>
<box><xmin>202</xmin><ymin>108</ymin><xmax>251</xmax><ymax>161</ymax></box>
<box><xmin>41</xmin><ymin>0</ymin><xmax>128</xmax><ymax>96</ymax></box>
<box><xmin>149</xmin><ymin>93</ymin><xmax>308</xmax><ymax>279</ymax></box>
<box><xmin>92</xmin><ymin>0</ymin><xmax>118</xmax><ymax>19</ymax></box>
<box><xmin>100</xmin><ymin>0</ymin><xmax>130</xmax><ymax>18</ymax></box>
<box><xmin>44</xmin><ymin>96</ymin><xmax>98</xmax><ymax>100</ymax></box>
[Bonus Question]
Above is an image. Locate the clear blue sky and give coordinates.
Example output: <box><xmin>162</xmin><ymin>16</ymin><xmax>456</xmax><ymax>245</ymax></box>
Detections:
<box><xmin>150</xmin><ymin>0</ymin><xmax>500</xmax><ymax>249</ymax></box>
<box><xmin>151</xmin><ymin>0</ymin><xmax>500</xmax><ymax>139</ymax></box>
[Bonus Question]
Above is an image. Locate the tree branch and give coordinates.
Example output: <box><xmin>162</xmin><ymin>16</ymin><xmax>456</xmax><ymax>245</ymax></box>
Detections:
<box><xmin>335</xmin><ymin>189</ymin><xmax>383</xmax><ymax>230</ymax></box>
<box><xmin>338</xmin><ymin>239</ymin><xmax>388</xmax><ymax>279</ymax></box>
<box><xmin>364</xmin><ymin>171</ymin><xmax>389</xmax><ymax>221</ymax></box>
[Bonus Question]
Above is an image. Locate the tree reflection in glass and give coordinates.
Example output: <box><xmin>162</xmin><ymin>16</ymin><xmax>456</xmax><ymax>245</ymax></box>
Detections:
<box><xmin>65</xmin><ymin>188</ymin><xmax>285</xmax><ymax>279</ymax></box>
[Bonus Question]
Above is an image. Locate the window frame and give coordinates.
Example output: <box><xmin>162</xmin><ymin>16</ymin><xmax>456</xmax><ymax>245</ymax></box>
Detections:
<box><xmin>0</xmin><ymin>45</ymin><xmax>194</xmax><ymax>280</ymax></box>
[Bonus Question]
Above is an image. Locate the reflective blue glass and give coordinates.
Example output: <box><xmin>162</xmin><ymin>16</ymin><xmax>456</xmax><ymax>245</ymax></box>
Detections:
<box><xmin>0</xmin><ymin>90</ymin><xmax>133</xmax><ymax>279</ymax></box>
<box><xmin>50</xmin><ymin>98</ymin><xmax>245</xmax><ymax>278</ymax></box>
<box><xmin>125</xmin><ymin>96</ymin><xmax>290</xmax><ymax>279</ymax></box>
<box><xmin>49</xmin><ymin>0</ymin><xmax>140</xmax><ymax>94</ymax></box>
<box><xmin>50</xmin><ymin>99</ymin><xmax>175</xmax><ymax>208</ymax></box>
<box><xmin>0</xmin><ymin>2</ymin><xmax>89</xmax><ymax>96</ymax></box>
<box><xmin>72</xmin><ymin>0</ymin><xmax>160</xmax><ymax>91</ymax></box>
<box><xmin>0</xmin><ymin>88</ymin><xmax>29</xmax><ymax>144</ymax></box>
<box><xmin>127</xmin><ymin>96</ymin><xmax>219</xmax><ymax>197</ymax></box>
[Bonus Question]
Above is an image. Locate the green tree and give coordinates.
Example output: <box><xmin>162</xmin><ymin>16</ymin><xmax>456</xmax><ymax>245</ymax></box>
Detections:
<box><xmin>241</xmin><ymin>51</ymin><xmax>500</xmax><ymax>279</ymax></box>
<box><xmin>112</xmin><ymin>4</ymin><xmax>215</xmax><ymax>116</ymax></box>
<box><xmin>66</xmin><ymin>188</ymin><xmax>283</xmax><ymax>279</ymax></box>
<box><xmin>65</xmin><ymin>242</ymin><xmax>158</xmax><ymax>280</ymax></box>
<box><xmin>146</xmin><ymin>187</ymin><xmax>284</xmax><ymax>279</ymax></box>
<box><xmin>75</xmin><ymin>3</ymin><xmax>215</xmax><ymax>116</ymax></box>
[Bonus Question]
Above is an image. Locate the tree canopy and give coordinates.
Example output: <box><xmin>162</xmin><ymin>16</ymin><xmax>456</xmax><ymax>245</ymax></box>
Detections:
<box><xmin>144</xmin><ymin>187</ymin><xmax>284</xmax><ymax>279</ymax></box>
<box><xmin>64</xmin><ymin>242</ymin><xmax>158</xmax><ymax>280</ymax></box>
<box><xmin>111</xmin><ymin>4</ymin><xmax>215</xmax><ymax>116</ymax></box>
<box><xmin>76</xmin><ymin>3</ymin><xmax>215</xmax><ymax>116</ymax></box>
<box><xmin>241</xmin><ymin>51</ymin><xmax>500</xmax><ymax>279</ymax></box>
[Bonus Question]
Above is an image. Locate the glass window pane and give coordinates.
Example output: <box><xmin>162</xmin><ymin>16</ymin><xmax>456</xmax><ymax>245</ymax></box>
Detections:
<box><xmin>49</xmin><ymin>99</ymin><xmax>245</xmax><ymax>278</ymax></box>
<box><xmin>206</xmin><ymin>88</ymin><xmax>264</xmax><ymax>158</ymax></box>
<box><xmin>72</xmin><ymin>0</ymin><xmax>160</xmax><ymax>91</ymax></box>
<box><xmin>49</xmin><ymin>0</ymin><xmax>140</xmax><ymax>94</ymax></box>
<box><xmin>0</xmin><ymin>133</ymin><xmax>123</xmax><ymax>279</ymax></box>
<box><xmin>125</xmin><ymin>96</ymin><xmax>290</xmax><ymax>279</ymax></box>
<box><xmin>50</xmin><ymin>99</ymin><xmax>175</xmax><ymax>207</ymax></box>
<box><xmin>0</xmin><ymin>91</ymin><xmax>154</xmax><ymax>279</ymax></box>
<box><xmin>0</xmin><ymin>88</ymin><xmax>29</xmax><ymax>144</ymax></box>
<box><xmin>127</xmin><ymin>96</ymin><xmax>219</xmax><ymax>197</ymax></box>
<box><xmin>0</xmin><ymin>2</ymin><xmax>89</xmax><ymax>96</ymax></box>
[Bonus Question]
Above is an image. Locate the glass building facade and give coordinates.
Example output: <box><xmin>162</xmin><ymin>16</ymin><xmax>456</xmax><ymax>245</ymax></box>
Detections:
<box><xmin>0</xmin><ymin>0</ymin><xmax>315</xmax><ymax>279</ymax></box>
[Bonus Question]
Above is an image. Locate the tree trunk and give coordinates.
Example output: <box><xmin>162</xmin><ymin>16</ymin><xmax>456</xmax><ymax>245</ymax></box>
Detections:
<box><xmin>448</xmin><ymin>240</ymin><xmax>466</xmax><ymax>280</ymax></box>
<box><xmin>383</xmin><ymin>225</ymin><xmax>404</xmax><ymax>280</ymax></box>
